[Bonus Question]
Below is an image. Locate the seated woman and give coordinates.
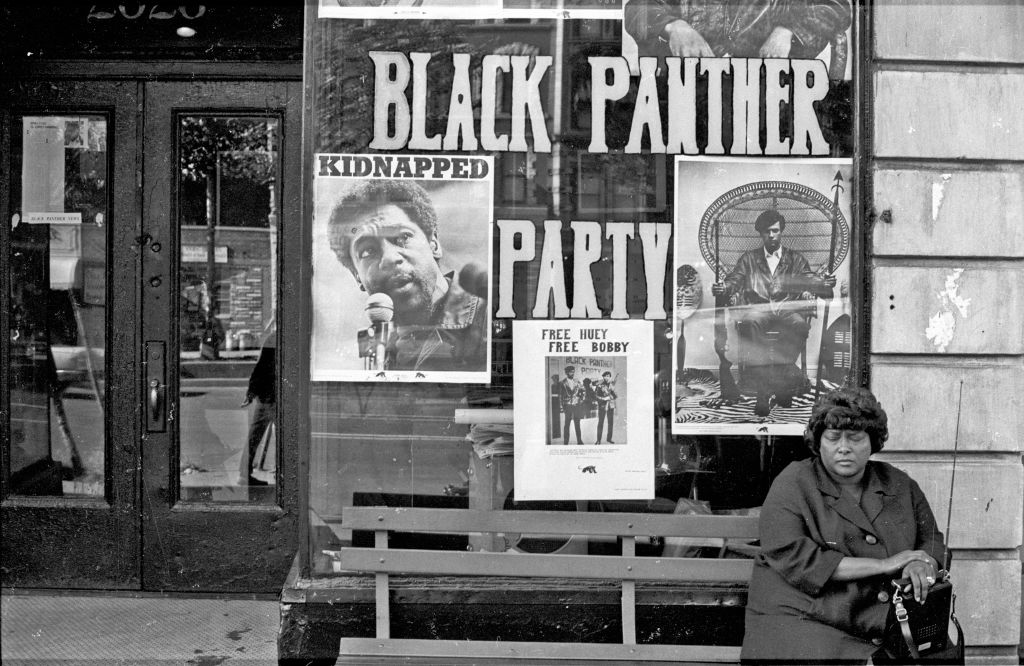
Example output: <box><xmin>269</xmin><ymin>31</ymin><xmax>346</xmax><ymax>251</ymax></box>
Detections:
<box><xmin>741</xmin><ymin>387</ymin><xmax>945</xmax><ymax>664</ymax></box>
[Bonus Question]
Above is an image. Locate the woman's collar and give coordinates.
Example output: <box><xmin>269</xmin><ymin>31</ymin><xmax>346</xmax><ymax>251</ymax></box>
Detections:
<box><xmin>812</xmin><ymin>457</ymin><xmax>898</xmax><ymax>497</ymax></box>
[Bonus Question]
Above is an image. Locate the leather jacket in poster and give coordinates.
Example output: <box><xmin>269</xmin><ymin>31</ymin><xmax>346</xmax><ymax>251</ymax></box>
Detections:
<box><xmin>722</xmin><ymin>246</ymin><xmax>833</xmax><ymax>309</ymax></box>
<box><xmin>624</xmin><ymin>0</ymin><xmax>852</xmax><ymax>59</ymax></box>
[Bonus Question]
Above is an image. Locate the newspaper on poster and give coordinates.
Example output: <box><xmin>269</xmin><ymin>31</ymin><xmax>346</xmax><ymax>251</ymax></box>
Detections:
<box><xmin>514</xmin><ymin>320</ymin><xmax>654</xmax><ymax>501</ymax></box>
<box><xmin>311</xmin><ymin>153</ymin><xmax>493</xmax><ymax>383</ymax></box>
<box><xmin>672</xmin><ymin>157</ymin><xmax>853</xmax><ymax>436</ymax></box>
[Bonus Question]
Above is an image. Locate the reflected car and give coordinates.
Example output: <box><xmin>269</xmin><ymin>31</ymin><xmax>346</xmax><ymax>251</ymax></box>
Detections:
<box><xmin>8</xmin><ymin>340</ymin><xmax>101</xmax><ymax>388</ymax></box>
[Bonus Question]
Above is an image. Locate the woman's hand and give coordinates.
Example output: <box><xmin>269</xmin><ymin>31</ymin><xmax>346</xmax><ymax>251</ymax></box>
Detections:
<box><xmin>900</xmin><ymin>560</ymin><xmax>937</xmax><ymax>603</ymax></box>
<box><xmin>884</xmin><ymin>549</ymin><xmax>938</xmax><ymax>575</ymax></box>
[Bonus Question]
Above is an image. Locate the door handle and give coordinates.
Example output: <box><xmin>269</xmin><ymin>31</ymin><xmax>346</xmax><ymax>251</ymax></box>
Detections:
<box><xmin>145</xmin><ymin>341</ymin><xmax>167</xmax><ymax>432</ymax></box>
<box><xmin>149</xmin><ymin>379</ymin><xmax>162</xmax><ymax>421</ymax></box>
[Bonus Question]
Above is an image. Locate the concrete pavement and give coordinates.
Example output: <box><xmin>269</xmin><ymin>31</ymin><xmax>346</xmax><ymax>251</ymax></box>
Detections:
<box><xmin>1</xmin><ymin>592</ymin><xmax>280</xmax><ymax>665</ymax></box>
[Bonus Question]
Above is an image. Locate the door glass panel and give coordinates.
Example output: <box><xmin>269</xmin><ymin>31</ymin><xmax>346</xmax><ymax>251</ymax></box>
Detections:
<box><xmin>7</xmin><ymin>115</ymin><xmax>108</xmax><ymax>497</ymax></box>
<box><xmin>176</xmin><ymin>115</ymin><xmax>279</xmax><ymax>503</ymax></box>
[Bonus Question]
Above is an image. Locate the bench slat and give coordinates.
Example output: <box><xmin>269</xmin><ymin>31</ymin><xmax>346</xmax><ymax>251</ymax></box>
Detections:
<box><xmin>339</xmin><ymin>638</ymin><xmax>742</xmax><ymax>662</ymax></box>
<box><xmin>339</xmin><ymin>547</ymin><xmax>754</xmax><ymax>582</ymax></box>
<box><xmin>374</xmin><ymin>530</ymin><xmax>389</xmax><ymax>639</ymax></box>
<box><xmin>341</xmin><ymin>507</ymin><xmax>760</xmax><ymax>539</ymax></box>
<box><xmin>622</xmin><ymin>536</ymin><xmax>636</xmax><ymax>645</ymax></box>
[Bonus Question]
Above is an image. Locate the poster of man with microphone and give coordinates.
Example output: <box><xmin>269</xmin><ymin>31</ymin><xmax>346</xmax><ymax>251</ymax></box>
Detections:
<box><xmin>311</xmin><ymin>153</ymin><xmax>493</xmax><ymax>383</ymax></box>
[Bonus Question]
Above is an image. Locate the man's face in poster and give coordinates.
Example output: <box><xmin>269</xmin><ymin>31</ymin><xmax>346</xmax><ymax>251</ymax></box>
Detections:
<box><xmin>759</xmin><ymin>221</ymin><xmax>783</xmax><ymax>254</ymax></box>
<box><xmin>565</xmin><ymin>367</ymin><xmax>576</xmax><ymax>380</ymax></box>
<box><xmin>348</xmin><ymin>204</ymin><xmax>445</xmax><ymax>323</ymax></box>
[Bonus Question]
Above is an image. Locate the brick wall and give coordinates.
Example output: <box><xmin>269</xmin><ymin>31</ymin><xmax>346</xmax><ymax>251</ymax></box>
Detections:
<box><xmin>869</xmin><ymin>2</ymin><xmax>1024</xmax><ymax>662</ymax></box>
<box><xmin>180</xmin><ymin>227</ymin><xmax>274</xmax><ymax>344</ymax></box>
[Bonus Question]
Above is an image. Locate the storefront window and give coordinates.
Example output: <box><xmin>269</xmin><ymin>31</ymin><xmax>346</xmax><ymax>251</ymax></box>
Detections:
<box><xmin>176</xmin><ymin>115</ymin><xmax>280</xmax><ymax>502</ymax></box>
<box><xmin>6</xmin><ymin>114</ymin><xmax>109</xmax><ymax>497</ymax></box>
<box><xmin>306</xmin><ymin>5</ymin><xmax>855</xmax><ymax>576</ymax></box>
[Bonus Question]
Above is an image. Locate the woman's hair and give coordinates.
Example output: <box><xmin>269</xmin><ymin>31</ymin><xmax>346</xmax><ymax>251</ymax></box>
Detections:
<box><xmin>804</xmin><ymin>387</ymin><xmax>889</xmax><ymax>455</ymax></box>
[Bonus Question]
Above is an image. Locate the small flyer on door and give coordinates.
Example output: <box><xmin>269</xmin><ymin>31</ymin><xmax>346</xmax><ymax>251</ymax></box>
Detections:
<box><xmin>513</xmin><ymin>319</ymin><xmax>654</xmax><ymax>501</ymax></box>
<box><xmin>310</xmin><ymin>154</ymin><xmax>493</xmax><ymax>383</ymax></box>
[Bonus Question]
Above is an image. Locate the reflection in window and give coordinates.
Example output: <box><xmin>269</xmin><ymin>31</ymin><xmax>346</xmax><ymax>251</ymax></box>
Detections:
<box><xmin>306</xmin><ymin>16</ymin><xmax>849</xmax><ymax>578</ymax></box>
<box><xmin>6</xmin><ymin>115</ymin><xmax>108</xmax><ymax>497</ymax></box>
<box><xmin>576</xmin><ymin>153</ymin><xmax>666</xmax><ymax>215</ymax></box>
<box><xmin>497</xmin><ymin>151</ymin><xmax>551</xmax><ymax>210</ymax></box>
<box><xmin>176</xmin><ymin>115</ymin><xmax>280</xmax><ymax>503</ymax></box>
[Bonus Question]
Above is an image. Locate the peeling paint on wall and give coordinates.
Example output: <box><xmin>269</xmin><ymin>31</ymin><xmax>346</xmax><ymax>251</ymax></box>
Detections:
<box><xmin>931</xmin><ymin>173</ymin><xmax>952</xmax><ymax>221</ymax></box>
<box><xmin>925</xmin><ymin>268</ymin><xmax>971</xmax><ymax>352</ymax></box>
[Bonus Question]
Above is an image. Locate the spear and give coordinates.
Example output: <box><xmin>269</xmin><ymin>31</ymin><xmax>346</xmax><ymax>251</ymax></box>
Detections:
<box><xmin>815</xmin><ymin>171</ymin><xmax>842</xmax><ymax>398</ymax></box>
<box><xmin>714</xmin><ymin>217</ymin><xmax>739</xmax><ymax>402</ymax></box>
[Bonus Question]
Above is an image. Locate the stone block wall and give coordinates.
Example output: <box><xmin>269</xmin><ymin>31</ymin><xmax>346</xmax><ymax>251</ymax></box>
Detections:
<box><xmin>870</xmin><ymin>2</ymin><xmax>1024</xmax><ymax>661</ymax></box>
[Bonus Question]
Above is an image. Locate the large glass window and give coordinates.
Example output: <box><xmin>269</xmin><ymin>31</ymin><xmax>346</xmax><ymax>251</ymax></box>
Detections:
<box><xmin>6</xmin><ymin>114</ymin><xmax>109</xmax><ymax>497</ymax></box>
<box><xmin>306</xmin><ymin>8</ymin><xmax>855</xmax><ymax>576</ymax></box>
<box><xmin>176</xmin><ymin>115</ymin><xmax>280</xmax><ymax>502</ymax></box>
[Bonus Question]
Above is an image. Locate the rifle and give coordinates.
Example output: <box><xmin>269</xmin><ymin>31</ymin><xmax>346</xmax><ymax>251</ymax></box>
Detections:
<box><xmin>714</xmin><ymin>222</ymin><xmax>740</xmax><ymax>402</ymax></box>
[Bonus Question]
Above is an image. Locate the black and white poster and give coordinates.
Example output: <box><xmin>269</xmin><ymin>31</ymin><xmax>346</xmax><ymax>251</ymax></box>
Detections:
<box><xmin>311</xmin><ymin>154</ymin><xmax>493</xmax><ymax>383</ymax></box>
<box><xmin>514</xmin><ymin>320</ymin><xmax>654</xmax><ymax>500</ymax></box>
<box><xmin>673</xmin><ymin>157</ymin><xmax>853</xmax><ymax>435</ymax></box>
<box><xmin>620</xmin><ymin>0</ymin><xmax>854</xmax><ymax>80</ymax></box>
<box><xmin>318</xmin><ymin>0</ymin><xmax>502</xmax><ymax>20</ymax></box>
<box><xmin>319</xmin><ymin>0</ymin><xmax>621</xmax><ymax>19</ymax></box>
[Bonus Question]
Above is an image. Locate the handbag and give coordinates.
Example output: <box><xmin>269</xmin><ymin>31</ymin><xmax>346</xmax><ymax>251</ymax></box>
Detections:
<box><xmin>881</xmin><ymin>572</ymin><xmax>964</xmax><ymax>664</ymax></box>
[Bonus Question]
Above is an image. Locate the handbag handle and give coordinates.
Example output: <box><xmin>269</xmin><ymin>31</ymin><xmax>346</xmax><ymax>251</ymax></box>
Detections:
<box><xmin>889</xmin><ymin>575</ymin><xmax>960</xmax><ymax>662</ymax></box>
<box><xmin>891</xmin><ymin>580</ymin><xmax>921</xmax><ymax>660</ymax></box>
<box><xmin>950</xmin><ymin>593</ymin><xmax>964</xmax><ymax>651</ymax></box>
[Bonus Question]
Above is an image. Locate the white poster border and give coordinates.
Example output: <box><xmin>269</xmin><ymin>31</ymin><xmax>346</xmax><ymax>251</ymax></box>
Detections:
<box><xmin>311</xmin><ymin>153</ymin><xmax>494</xmax><ymax>384</ymax></box>
<box><xmin>513</xmin><ymin>319</ymin><xmax>654</xmax><ymax>501</ymax></box>
<box><xmin>671</xmin><ymin>156</ymin><xmax>854</xmax><ymax>436</ymax></box>
<box><xmin>318</xmin><ymin>0</ymin><xmax>620</xmax><ymax>20</ymax></box>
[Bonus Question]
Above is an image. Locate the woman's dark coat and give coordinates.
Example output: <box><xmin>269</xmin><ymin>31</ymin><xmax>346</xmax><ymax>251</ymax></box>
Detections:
<box><xmin>741</xmin><ymin>457</ymin><xmax>946</xmax><ymax>663</ymax></box>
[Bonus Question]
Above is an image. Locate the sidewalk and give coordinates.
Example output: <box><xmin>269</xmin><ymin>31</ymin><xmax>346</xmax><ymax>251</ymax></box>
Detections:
<box><xmin>1</xmin><ymin>593</ymin><xmax>279</xmax><ymax>665</ymax></box>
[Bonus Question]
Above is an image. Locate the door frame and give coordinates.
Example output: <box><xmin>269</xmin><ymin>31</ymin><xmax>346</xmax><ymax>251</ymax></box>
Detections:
<box><xmin>1</xmin><ymin>78</ymin><xmax>142</xmax><ymax>589</ymax></box>
<box><xmin>2</xmin><ymin>66</ymin><xmax>302</xmax><ymax>593</ymax></box>
<box><xmin>139</xmin><ymin>79</ymin><xmax>302</xmax><ymax>592</ymax></box>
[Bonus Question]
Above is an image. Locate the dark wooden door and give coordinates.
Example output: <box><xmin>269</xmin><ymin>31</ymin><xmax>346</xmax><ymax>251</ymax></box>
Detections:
<box><xmin>3</xmin><ymin>77</ymin><xmax>299</xmax><ymax>593</ymax></box>
<box><xmin>1</xmin><ymin>79</ymin><xmax>142</xmax><ymax>588</ymax></box>
<box><xmin>139</xmin><ymin>80</ymin><xmax>300</xmax><ymax>592</ymax></box>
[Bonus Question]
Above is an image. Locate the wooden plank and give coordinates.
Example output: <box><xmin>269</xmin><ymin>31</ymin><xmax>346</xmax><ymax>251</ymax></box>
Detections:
<box><xmin>874</xmin><ymin>71</ymin><xmax>1024</xmax><ymax>160</ymax></box>
<box><xmin>947</xmin><ymin>559</ymin><xmax>1023</xmax><ymax>645</ymax></box>
<box><xmin>621</xmin><ymin>537</ymin><xmax>636</xmax><ymax>645</ymax></box>
<box><xmin>878</xmin><ymin>456</ymin><xmax>1023</xmax><ymax>551</ymax></box>
<box><xmin>338</xmin><ymin>638</ymin><xmax>743</xmax><ymax>662</ymax></box>
<box><xmin>872</xmin><ymin>168</ymin><xmax>1024</xmax><ymax>258</ymax></box>
<box><xmin>338</xmin><ymin>548</ymin><xmax>754</xmax><ymax>582</ymax></box>
<box><xmin>874</xmin><ymin>0</ymin><xmax>1024</xmax><ymax>64</ymax></box>
<box><xmin>374</xmin><ymin>530</ymin><xmax>389</xmax><ymax>639</ymax></box>
<box><xmin>467</xmin><ymin>452</ymin><xmax>507</xmax><ymax>552</ymax></box>
<box><xmin>341</xmin><ymin>507</ymin><xmax>760</xmax><ymax>539</ymax></box>
<box><xmin>871</xmin><ymin>363</ymin><xmax>1023</xmax><ymax>454</ymax></box>
<box><xmin>871</xmin><ymin>266</ymin><xmax>1024</xmax><ymax>355</ymax></box>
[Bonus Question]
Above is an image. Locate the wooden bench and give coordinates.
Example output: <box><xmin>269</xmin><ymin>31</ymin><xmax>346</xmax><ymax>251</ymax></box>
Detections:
<box><xmin>334</xmin><ymin>506</ymin><xmax>759</xmax><ymax>662</ymax></box>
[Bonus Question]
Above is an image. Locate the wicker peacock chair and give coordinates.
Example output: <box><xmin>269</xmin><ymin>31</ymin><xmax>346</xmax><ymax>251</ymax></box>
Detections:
<box><xmin>698</xmin><ymin>180</ymin><xmax>850</xmax><ymax>411</ymax></box>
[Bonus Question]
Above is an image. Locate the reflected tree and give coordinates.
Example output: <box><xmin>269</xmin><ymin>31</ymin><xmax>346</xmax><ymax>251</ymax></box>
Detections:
<box><xmin>179</xmin><ymin>117</ymin><xmax>277</xmax><ymax>357</ymax></box>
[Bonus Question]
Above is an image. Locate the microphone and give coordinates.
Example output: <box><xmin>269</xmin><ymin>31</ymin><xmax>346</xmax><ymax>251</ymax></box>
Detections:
<box><xmin>458</xmin><ymin>262</ymin><xmax>489</xmax><ymax>300</ymax></box>
<box><xmin>365</xmin><ymin>293</ymin><xmax>394</xmax><ymax>371</ymax></box>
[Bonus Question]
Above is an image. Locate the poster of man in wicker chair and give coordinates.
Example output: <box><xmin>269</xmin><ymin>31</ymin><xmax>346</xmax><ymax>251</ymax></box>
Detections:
<box><xmin>672</xmin><ymin>157</ymin><xmax>852</xmax><ymax>435</ymax></box>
